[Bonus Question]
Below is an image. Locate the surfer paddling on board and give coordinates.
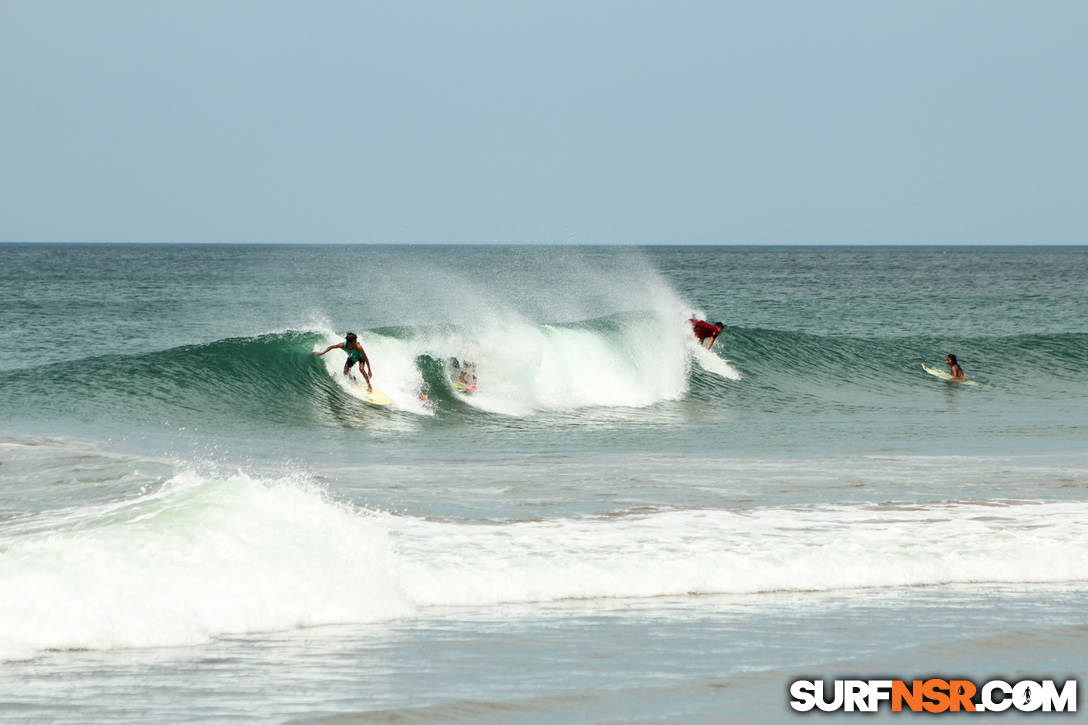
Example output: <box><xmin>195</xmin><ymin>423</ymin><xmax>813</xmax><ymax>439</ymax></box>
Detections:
<box><xmin>688</xmin><ymin>319</ymin><xmax>725</xmax><ymax>350</ymax></box>
<box><xmin>315</xmin><ymin>332</ymin><xmax>373</xmax><ymax>392</ymax></box>
<box><xmin>946</xmin><ymin>354</ymin><xmax>967</xmax><ymax>382</ymax></box>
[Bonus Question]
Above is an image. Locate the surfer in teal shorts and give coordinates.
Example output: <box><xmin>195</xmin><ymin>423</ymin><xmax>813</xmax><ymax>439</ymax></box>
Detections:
<box><xmin>315</xmin><ymin>332</ymin><xmax>373</xmax><ymax>392</ymax></box>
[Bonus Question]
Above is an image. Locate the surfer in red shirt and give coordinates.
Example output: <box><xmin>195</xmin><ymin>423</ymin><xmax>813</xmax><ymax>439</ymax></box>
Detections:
<box><xmin>688</xmin><ymin>319</ymin><xmax>725</xmax><ymax>350</ymax></box>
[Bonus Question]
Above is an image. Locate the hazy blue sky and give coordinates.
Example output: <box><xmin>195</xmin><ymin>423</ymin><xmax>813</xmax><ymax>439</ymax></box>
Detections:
<box><xmin>1</xmin><ymin>1</ymin><xmax>1085</xmax><ymax>244</ymax></box>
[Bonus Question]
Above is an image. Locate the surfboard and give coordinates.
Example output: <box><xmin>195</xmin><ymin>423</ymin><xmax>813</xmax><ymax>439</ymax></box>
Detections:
<box><xmin>357</xmin><ymin>387</ymin><xmax>393</xmax><ymax>406</ymax></box>
<box><xmin>922</xmin><ymin>363</ymin><xmax>977</xmax><ymax>385</ymax></box>
<box><xmin>921</xmin><ymin>363</ymin><xmax>954</xmax><ymax>381</ymax></box>
<box><xmin>347</xmin><ymin>376</ymin><xmax>393</xmax><ymax>406</ymax></box>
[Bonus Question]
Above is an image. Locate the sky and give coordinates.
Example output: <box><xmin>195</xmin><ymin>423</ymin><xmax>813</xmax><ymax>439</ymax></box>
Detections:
<box><xmin>1</xmin><ymin>1</ymin><xmax>1086</xmax><ymax>244</ymax></box>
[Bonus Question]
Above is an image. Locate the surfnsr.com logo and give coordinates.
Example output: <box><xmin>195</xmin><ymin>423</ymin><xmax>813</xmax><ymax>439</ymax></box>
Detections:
<box><xmin>789</xmin><ymin>679</ymin><xmax>1077</xmax><ymax>713</ymax></box>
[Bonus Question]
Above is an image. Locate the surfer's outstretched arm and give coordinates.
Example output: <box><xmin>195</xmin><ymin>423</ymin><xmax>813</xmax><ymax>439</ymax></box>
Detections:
<box><xmin>315</xmin><ymin>344</ymin><xmax>338</xmax><ymax>356</ymax></box>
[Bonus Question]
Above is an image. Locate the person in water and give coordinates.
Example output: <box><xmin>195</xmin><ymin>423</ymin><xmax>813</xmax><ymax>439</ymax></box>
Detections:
<box><xmin>450</xmin><ymin>357</ymin><xmax>478</xmax><ymax>391</ymax></box>
<box><xmin>315</xmin><ymin>332</ymin><xmax>373</xmax><ymax>392</ymax></box>
<box><xmin>688</xmin><ymin>319</ymin><xmax>725</xmax><ymax>350</ymax></box>
<box><xmin>946</xmin><ymin>353</ymin><xmax>966</xmax><ymax>382</ymax></box>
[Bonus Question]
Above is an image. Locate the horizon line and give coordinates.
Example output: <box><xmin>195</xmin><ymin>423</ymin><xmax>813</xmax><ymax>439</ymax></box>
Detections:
<box><xmin>2</xmin><ymin>240</ymin><xmax>1086</xmax><ymax>248</ymax></box>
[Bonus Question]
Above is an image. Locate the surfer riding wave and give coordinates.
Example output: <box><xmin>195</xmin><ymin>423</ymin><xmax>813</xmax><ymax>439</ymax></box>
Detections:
<box><xmin>688</xmin><ymin>319</ymin><xmax>725</xmax><ymax>350</ymax></box>
<box><xmin>315</xmin><ymin>332</ymin><xmax>373</xmax><ymax>392</ymax></box>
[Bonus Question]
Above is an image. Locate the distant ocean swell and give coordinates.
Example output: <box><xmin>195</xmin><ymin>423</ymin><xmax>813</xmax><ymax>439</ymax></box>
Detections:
<box><xmin>723</xmin><ymin>328</ymin><xmax>1088</xmax><ymax>389</ymax></box>
<box><xmin>2</xmin><ymin>469</ymin><xmax>1086</xmax><ymax>660</ymax></box>
<box><xmin>1</xmin><ymin>323</ymin><xmax>1085</xmax><ymax>427</ymax></box>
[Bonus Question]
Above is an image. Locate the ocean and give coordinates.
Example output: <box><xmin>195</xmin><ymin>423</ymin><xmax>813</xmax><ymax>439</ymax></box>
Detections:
<box><xmin>1</xmin><ymin>243</ymin><xmax>1086</xmax><ymax>723</ymax></box>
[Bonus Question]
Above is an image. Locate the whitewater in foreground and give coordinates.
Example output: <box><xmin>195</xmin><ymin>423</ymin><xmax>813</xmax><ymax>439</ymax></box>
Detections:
<box><xmin>1</xmin><ymin>244</ymin><xmax>1086</xmax><ymax>723</ymax></box>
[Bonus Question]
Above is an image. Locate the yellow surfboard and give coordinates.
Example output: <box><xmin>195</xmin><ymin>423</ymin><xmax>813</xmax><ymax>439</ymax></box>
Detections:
<box><xmin>347</xmin><ymin>376</ymin><xmax>392</xmax><ymax>406</ymax></box>
<box><xmin>358</xmin><ymin>387</ymin><xmax>392</xmax><ymax>406</ymax></box>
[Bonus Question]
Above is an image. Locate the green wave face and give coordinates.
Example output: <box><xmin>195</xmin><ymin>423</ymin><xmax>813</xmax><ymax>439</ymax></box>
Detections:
<box><xmin>2</xmin><ymin>323</ymin><xmax>1086</xmax><ymax>434</ymax></box>
<box><xmin>0</xmin><ymin>332</ymin><xmax>345</xmax><ymax>431</ymax></box>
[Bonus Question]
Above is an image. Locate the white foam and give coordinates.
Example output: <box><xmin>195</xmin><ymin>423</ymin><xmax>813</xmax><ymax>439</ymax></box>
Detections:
<box><xmin>388</xmin><ymin>501</ymin><xmax>1088</xmax><ymax>605</ymax></box>
<box><xmin>316</xmin><ymin>312</ymin><xmax>735</xmax><ymax>416</ymax></box>
<box><xmin>2</xmin><ymin>472</ymin><xmax>1087</xmax><ymax>659</ymax></box>
<box><xmin>0</xmin><ymin>472</ymin><xmax>410</xmax><ymax>660</ymax></box>
<box><xmin>422</xmin><ymin>313</ymin><xmax>694</xmax><ymax>415</ymax></box>
<box><xmin>690</xmin><ymin>340</ymin><xmax>743</xmax><ymax>381</ymax></box>
<box><xmin>305</xmin><ymin>250</ymin><xmax>740</xmax><ymax>414</ymax></box>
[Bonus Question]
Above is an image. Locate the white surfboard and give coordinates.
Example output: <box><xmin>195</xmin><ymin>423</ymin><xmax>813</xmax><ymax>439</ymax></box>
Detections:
<box><xmin>921</xmin><ymin>363</ymin><xmax>954</xmax><ymax>381</ymax></box>
<box><xmin>922</xmin><ymin>363</ymin><xmax>977</xmax><ymax>385</ymax></box>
